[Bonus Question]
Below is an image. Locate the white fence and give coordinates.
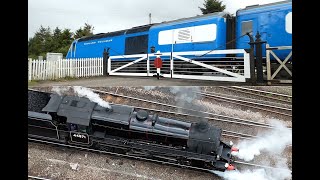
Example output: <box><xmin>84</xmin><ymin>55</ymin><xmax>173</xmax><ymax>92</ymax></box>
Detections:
<box><xmin>28</xmin><ymin>58</ymin><xmax>103</xmax><ymax>81</ymax></box>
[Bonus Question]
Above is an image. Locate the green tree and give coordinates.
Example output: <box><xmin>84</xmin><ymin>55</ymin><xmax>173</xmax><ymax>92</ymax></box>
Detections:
<box><xmin>28</xmin><ymin>26</ymin><xmax>53</xmax><ymax>59</ymax></box>
<box><xmin>28</xmin><ymin>23</ymin><xmax>93</xmax><ymax>59</ymax></box>
<box><xmin>59</xmin><ymin>29</ymin><xmax>74</xmax><ymax>56</ymax></box>
<box><xmin>74</xmin><ymin>23</ymin><xmax>94</xmax><ymax>39</ymax></box>
<box><xmin>52</xmin><ymin>27</ymin><xmax>62</xmax><ymax>50</ymax></box>
<box><xmin>199</xmin><ymin>0</ymin><xmax>226</xmax><ymax>14</ymax></box>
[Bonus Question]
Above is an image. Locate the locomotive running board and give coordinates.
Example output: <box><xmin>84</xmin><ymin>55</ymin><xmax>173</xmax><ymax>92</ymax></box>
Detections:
<box><xmin>107</xmin><ymin>50</ymin><xmax>251</xmax><ymax>82</ymax></box>
<box><xmin>28</xmin><ymin>137</ymin><xmax>227</xmax><ymax>173</ymax></box>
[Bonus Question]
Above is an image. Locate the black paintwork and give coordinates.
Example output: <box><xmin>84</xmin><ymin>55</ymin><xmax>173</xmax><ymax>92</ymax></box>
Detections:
<box><xmin>27</xmin><ymin>89</ymin><xmax>233</xmax><ymax>172</ymax></box>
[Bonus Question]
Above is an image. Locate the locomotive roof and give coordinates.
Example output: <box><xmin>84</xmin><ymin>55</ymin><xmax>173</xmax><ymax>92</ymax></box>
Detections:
<box><xmin>237</xmin><ymin>0</ymin><xmax>291</xmax><ymax>13</ymax></box>
<box><xmin>151</xmin><ymin>12</ymin><xmax>228</xmax><ymax>27</ymax></box>
<box><xmin>91</xmin><ymin>104</ymin><xmax>134</xmax><ymax>125</ymax></box>
<box><xmin>77</xmin><ymin>12</ymin><xmax>228</xmax><ymax>43</ymax></box>
<box><xmin>42</xmin><ymin>94</ymin><xmax>96</xmax><ymax>126</ymax></box>
<box><xmin>77</xmin><ymin>24</ymin><xmax>155</xmax><ymax>42</ymax></box>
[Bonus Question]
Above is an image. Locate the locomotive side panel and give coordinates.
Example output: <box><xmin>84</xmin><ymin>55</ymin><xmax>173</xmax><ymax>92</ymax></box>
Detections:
<box><xmin>148</xmin><ymin>13</ymin><xmax>227</xmax><ymax>60</ymax></box>
<box><xmin>66</xmin><ymin>35</ymin><xmax>126</xmax><ymax>58</ymax></box>
<box><xmin>236</xmin><ymin>1</ymin><xmax>292</xmax><ymax>60</ymax></box>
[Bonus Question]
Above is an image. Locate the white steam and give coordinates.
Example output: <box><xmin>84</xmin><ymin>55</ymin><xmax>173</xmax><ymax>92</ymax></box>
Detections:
<box><xmin>51</xmin><ymin>86</ymin><xmax>71</xmax><ymax>95</ymax></box>
<box><xmin>214</xmin><ymin>120</ymin><xmax>292</xmax><ymax>180</ymax></box>
<box><xmin>214</xmin><ymin>169</ymin><xmax>269</xmax><ymax>180</ymax></box>
<box><xmin>169</xmin><ymin>86</ymin><xmax>200</xmax><ymax>103</ymax></box>
<box><xmin>73</xmin><ymin>86</ymin><xmax>111</xmax><ymax>109</ymax></box>
<box><xmin>214</xmin><ymin>165</ymin><xmax>291</xmax><ymax>180</ymax></box>
<box><xmin>234</xmin><ymin>120</ymin><xmax>292</xmax><ymax>161</ymax></box>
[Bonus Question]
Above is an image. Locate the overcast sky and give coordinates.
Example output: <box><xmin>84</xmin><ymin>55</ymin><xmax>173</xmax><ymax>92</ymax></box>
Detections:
<box><xmin>28</xmin><ymin>0</ymin><xmax>284</xmax><ymax>39</ymax></box>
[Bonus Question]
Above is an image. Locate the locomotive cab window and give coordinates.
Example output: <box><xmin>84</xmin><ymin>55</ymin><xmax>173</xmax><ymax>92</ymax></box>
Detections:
<box><xmin>125</xmin><ymin>35</ymin><xmax>148</xmax><ymax>55</ymax></box>
<box><xmin>78</xmin><ymin>125</ymin><xmax>87</xmax><ymax>133</ymax></box>
<box><xmin>68</xmin><ymin>123</ymin><xmax>90</xmax><ymax>133</ymax></box>
<box><xmin>72</xmin><ymin>42</ymin><xmax>76</xmax><ymax>52</ymax></box>
<box><xmin>285</xmin><ymin>12</ymin><xmax>292</xmax><ymax>34</ymax></box>
<box><xmin>241</xmin><ymin>21</ymin><xmax>253</xmax><ymax>36</ymax></box>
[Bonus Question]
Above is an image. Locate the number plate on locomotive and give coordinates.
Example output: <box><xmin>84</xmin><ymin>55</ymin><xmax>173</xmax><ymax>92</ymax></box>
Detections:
<box><xmin>70</xmin><ymin>132</ymin><xmax>89</xmax><ymax>144</ymax></box>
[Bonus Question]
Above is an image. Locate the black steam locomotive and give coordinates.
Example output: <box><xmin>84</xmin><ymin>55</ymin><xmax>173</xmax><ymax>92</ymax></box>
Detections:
<box><xmin>28</xmin><ymin>89</ymin><xmax>238</xmax><ymax>172</ymax></box>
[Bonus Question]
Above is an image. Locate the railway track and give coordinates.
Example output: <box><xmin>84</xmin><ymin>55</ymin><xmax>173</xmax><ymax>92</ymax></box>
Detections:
<box><xmin>233</xmin><ymin>161</ymin><xmax>292</xmax><ymax>172</ymax></box>
<box><xmin>89</xmin><ymin>88</ymin><xmax>292</xmax><ymax>146</ymax></box>
<box><xmin>90</xmin><ymin>88</ymin><xmax>291</xmax><ymax>142</ymax></box>
<box><xmin>202</xmin><ymin>88</ymin><xmax>291</xmax><ymax>108</ymax></box>
<box><xmin>90</xmin><ymin>88</ymin><xmax>283</xmax><ymax>128</ymax></box>
<box><xmin>28</xmin><ymin>138</ymin><xmax>291</xmax><ymax>174</ymax></box>
<box><xmin>90</xmin><ymin>88</ymin><xmax>292</xmax><ymax>132</ymax></box>
<box><xmin>231</xmin><ymin>86</ymin><xmax>292</xmax><ymax>98</ymax></box>
<box><xmin>198</xmin><ymin>91</ymin><xmax>292</xmax><ymax>117</ymax></box>
<box><xmin>219</xmin><ymin>86</ymin><xmax>292</xmax><ymax>104</ymax></box>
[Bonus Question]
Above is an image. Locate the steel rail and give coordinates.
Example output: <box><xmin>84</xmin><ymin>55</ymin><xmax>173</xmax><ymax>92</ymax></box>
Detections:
<box><xmin>217</xmin><ymin>86</ymin><xmax>291</xmax><ymax>104</ymax></box>
<box><xmin>29</xmin><ymin>138</ymin><xmax>290</xmax><ymax>174</ymax></box>
<box><xmin>230</xmin><ymin>86</ymin><xmax>292</xmax><ymax>98</ymax></box>
<box><xmin>198</xmin><ymin>91</ymin><xmax>292</xmax><ymax>111</ymax></box>
<box><xmin>198</xmin><ymin>92</ymin><xmax>292</xmax><ymax>117</ymax></box>
<box><xmin>28</xmin><ymin>175</ymin><xmax>51</xmax><ymax>180</ymax></box>
<box><xmin>234</xmin><ymin>161</ymin><xmax>292</xmax><ymax>172</ymax></box>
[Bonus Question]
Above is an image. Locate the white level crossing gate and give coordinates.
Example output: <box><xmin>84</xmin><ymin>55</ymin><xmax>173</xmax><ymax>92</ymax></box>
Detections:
<box><xmin>108</xmin><ymin>49</ymin><xmax>251</xmax><ymax>82</ymax></box>
<box><xmin>266</xmin><ymin>44</ymin><xmax>292</xmax><ymax>84</ymax></box>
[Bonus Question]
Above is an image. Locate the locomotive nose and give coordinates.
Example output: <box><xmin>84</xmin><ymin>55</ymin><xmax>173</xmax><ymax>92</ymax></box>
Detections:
<box><xmin>231</xmin><ymin>146</ymin><xmax>239</xmax><ymax>156</ymax></box>
<box><xmin>231</xmin><ymin>147</ymin><xmax>239</xmax><ymax>152</ymax></box>
<box><xmin>225</xmin><ymin>163</ymin><xmax>236</xmax><ymax>170</ymax></box>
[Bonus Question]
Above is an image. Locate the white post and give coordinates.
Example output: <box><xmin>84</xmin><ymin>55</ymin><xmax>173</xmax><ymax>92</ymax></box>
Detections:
<box><xmin>88</xmin><ymin>58</ymin><xmax>90</xmax><ymax>76</ymax></box>
<box><xmin>40</xmin><ymin>60</ymin><xmax>43</xmax><ymax>80</ymax></box>
<box><xmin>75</xmin><ymin>59</ymin><xmax>78</xmax><ymax>78</ymax></box>
<box><xmin>45</xmin><ymin>60</ymin><xmax>48</xmax><ymax>80</ymax></box>
<box><xmin>171</xmin><ymin>30</ymin><xmax>174</xmax><ymax>78</ymax></box>
<box><xmin>58</xmin><ymin>59</ymin><xmax>61</xmax><ymax>79</ymax></box>
<box><xmin>243</xmin><ymin>51</ymin><xmax>251</xmax><ymax>79</ymax></box>
<box><xmin>170</xmin><ymin>53</ymin><xmax>174</xmax><ymax>78</ymax></box>
<box><xmin>93</xmin><ymin>58</ymin><xmax>96</xmax><ymax>76</ymax></box>
<box><xmin>47</xmin><ymin>60</ymin><xmax>50</xmax><ymax>80</ymax></box>
<box><xmin>36</xmin><ymin>60</ymin><xmax>39</xmax><ymax>80</ymax></box>
<box><xmin>266</xmin><ymin>44</ymin><xmax>272</xmax><ymax>84</ymax></box>
<box><xmin>147</xmin><ymin>55</ymin><xmax>150</xmax><ymax>76</ymax></box>
<box><xmin>107</xmin><ymin>56</ymin><xmax>111</xmax><ymax>74</ymax></box>
<box><xmin>32</xmin><ymin>60</ymin><xmax>35</xmax><ymax>80</ymax></box>
<box><xmin>28</xmin><ymin>58</ymin><xmax>32</xmax><ymax>81</ymax></box>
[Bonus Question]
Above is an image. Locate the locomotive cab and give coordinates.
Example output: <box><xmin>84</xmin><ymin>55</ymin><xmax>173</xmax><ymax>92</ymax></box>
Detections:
<box><xmin>41</xmin><ymin>94</ymin><xmax>96</xmax><ymax>145</ymax></box>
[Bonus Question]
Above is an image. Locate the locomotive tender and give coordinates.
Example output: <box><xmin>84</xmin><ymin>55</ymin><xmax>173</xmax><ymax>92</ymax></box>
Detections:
<box><xmin>28</xmin><ymin>89</ymin><xmax>238</xmax><ymax>172</ymax></box>
<box><xmin>66</xmin><ymin>1</ymin><xmax>292</xmax><ymax>61</ymax></box>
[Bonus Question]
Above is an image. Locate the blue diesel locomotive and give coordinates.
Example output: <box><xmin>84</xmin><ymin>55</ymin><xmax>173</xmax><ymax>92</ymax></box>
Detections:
<box><xmin>66</xmin><ymin>0</ymin><xmax>292</xmax><ymax>62</ymax></box>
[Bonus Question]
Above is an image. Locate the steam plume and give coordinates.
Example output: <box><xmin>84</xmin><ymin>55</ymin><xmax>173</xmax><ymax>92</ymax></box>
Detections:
<box><xmin>73</xmin><ymin>86</ymin><xmax>111</xmax><ymax>109</ymax></box>
<box><xmin>51</xmin><ymin>86</ymin><xmax>71</xmax><ymax>95</ymax></box>
<box><xmin>233</xmin><ymin>120</ymin><xmax>292</xmax><ymax>161</ymax></box>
